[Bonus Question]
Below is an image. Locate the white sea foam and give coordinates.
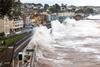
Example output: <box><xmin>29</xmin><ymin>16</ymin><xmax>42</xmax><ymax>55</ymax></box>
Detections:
<box><xmin>28</xmin><ymin>18</ymin><xmax>100</xmax><ymax>67</ymax></box>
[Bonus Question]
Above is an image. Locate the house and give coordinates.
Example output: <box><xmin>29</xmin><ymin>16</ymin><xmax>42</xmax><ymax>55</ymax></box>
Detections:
<box><xmin>48</xmin><ymin>13</ymin><xmax>58</xmax><ymax>22</ymax></box>
<box><xmin>31</xmin><ymin>13</ymin><xmax>48</xmax><ymax>25</ymax></box>
<box><xmin>13</xmin><ymin>16</ymin><xmax>24</xmax><ymax>34</ymax></box>
<box><xmin>0</xmin><ymin>16</ymin><xmax>12</xmax><ymax>36</ymax></box>
<box><xmin>48</xmin><ymin>11</ymin><xmax>75</xmax><ymax>22</ymax></box>
<box><xmin>3</xmin><ymin>16</ymin><xmax>10</xmax><ymax>36</ymax></box>
<box><xmin>0</xmin><ymin>15</ymin><xmax>24</xmax><ymax>36</ymax></box>
<box><xmin>0</xmin><ymin>18</ymin><xmax>4</xmax><ymax>33</ymax></box>
<box><xmin>58</xmin><ymin>11</ymin><xmax>75</xmax><ymax>17</ymax></box>
<box><xmin>60</xmin><ymin>4</ymin><xmax>67</xmax><ymax>11</ymax></box>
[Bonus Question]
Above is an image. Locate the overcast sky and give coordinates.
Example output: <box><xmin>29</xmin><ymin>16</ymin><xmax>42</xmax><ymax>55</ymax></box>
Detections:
<box><xmin>21</xmin><ymin>0</ymin><xmax>100</xmax><ymax>6</ymax></box>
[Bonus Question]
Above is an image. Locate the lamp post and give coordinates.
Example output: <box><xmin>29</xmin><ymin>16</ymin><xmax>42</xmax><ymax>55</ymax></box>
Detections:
<box><xmin>9</xmin><ymin>40</ymin><xmax>16</xmax><ymax>67</ymax></box>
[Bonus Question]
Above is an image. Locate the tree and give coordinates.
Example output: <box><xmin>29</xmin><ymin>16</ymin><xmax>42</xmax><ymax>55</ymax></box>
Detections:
<box><xmin>12</xmin><ymin>0</ymin><xmax>22</xmax><ymax>16</ymax></box>
<box><xmin>54</xmin><ymin>4</ymin><xmax>60</xmax><ymax>12</ymax></box>
<box><xmin>37</xmin><ymin>3</ymin><xmax>43</xmax><ymax>9</ymax></box>
<box><xmin>70</xmin><ymin>5</ymin><xmax>76</xmax><ymax>12</ymax></box>
<box><xmin>0</xmin><ymin>0</ymin><xmax>14</xmax><ymax>17</ymax></box>
<box><xmin>61</xmin><ymin>4</ymin><xmax>67</xmax><ymax>9</ymax></box>
<box><xmin>82</xmin><ymin>6</ymin><xmax>94</xmax><ymax>14</ymax></box>
<box><xmin>49</xmin><ymin>4</ymin><xmax>60</xmax><ymax>13</ymax></box>
<box><xmin>44</xmin><ymin>4</ymin><xmax>49</xmax><ymax>11</ymax></box>
<box><xmin>85</xmin><ymin>8</ymin><xmax>94</xmax><ymax>14</ymax></box>
<box><xmin>75</xmin><ymin>9</ymin><xmax>84</xmax><ymax>13</ymax></box>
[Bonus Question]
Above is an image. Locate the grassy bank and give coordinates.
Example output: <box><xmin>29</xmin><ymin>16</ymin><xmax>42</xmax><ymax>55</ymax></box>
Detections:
<box><xmin>0</xmin><ymin>32</ymin><xmax>32</xmax><ymax>47</ymax></box>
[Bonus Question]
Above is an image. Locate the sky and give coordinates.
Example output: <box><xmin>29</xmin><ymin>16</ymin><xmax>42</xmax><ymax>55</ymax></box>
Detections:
<box><xmin>21</xmin><ymin>0</ymin><xmax>100</xmax><ymax>6</ymax></box>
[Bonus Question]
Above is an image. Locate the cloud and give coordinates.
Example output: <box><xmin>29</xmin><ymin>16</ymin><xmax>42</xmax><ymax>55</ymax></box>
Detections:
<box><xmin>20</xmin><ymin>0</ymin><xmax>100</xmax><ymax>6</ymax></box>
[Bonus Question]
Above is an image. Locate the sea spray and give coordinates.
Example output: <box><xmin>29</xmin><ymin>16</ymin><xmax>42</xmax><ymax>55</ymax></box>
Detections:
<box><xmin>28</xmin><ymin>19</ymin><xmax>100</xmax><ymax>67</ymax></box>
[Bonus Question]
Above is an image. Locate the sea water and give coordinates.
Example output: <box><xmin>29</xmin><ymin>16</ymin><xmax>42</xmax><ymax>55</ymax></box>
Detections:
<box><xmin>29</xmin><ymin>18</ymin><xmax>100</xmax><ymax>67</ymax></box>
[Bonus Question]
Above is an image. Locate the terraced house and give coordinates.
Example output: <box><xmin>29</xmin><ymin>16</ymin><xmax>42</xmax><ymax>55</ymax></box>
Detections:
<box><xmin>0</xmin><ymin>16</ymin><xmax>24</xmax><ymax>36</ymax></box>
<box><xmin>0</xmin><ymin>18</ymin><xmax>4</xmax><ymax>33</ymax></box>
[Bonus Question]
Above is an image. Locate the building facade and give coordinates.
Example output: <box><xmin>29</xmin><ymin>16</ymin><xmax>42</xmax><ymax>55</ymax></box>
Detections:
<box><xmin>0</xmin><ymin>18</ymin><xmax>4</xmax><ymax>33</ymax></box>
<box><xmin>0</xmin><ymin>16</ymin><xmax>24</xmax><ymax>36</ymax></box>
<box><xmin>13</xmin><ymin>16</ymin><xmax>24</xmax><ymax>34</ymax></box>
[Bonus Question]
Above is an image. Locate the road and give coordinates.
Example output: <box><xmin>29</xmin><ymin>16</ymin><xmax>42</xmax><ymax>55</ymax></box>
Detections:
<box><xmin>15</xmin><ymin>36</ymin><xmax>35</xmax><ymax>67</ymax></box>
<box><xmin>0</xmin><ymin>33</ymin><xmax>32</xmax><ymax>67</ymax></box>
<box><xmin>13</xmin><ymin>36</ymin><xmax>32</xmax><ymax>67</ymax></box>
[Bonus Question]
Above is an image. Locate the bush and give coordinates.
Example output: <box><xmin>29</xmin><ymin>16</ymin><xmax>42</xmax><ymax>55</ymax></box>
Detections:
<box><xmin>0</xmin><ymin>32</ymin><xmax>4</xmax><ymax>36</ymax></box>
